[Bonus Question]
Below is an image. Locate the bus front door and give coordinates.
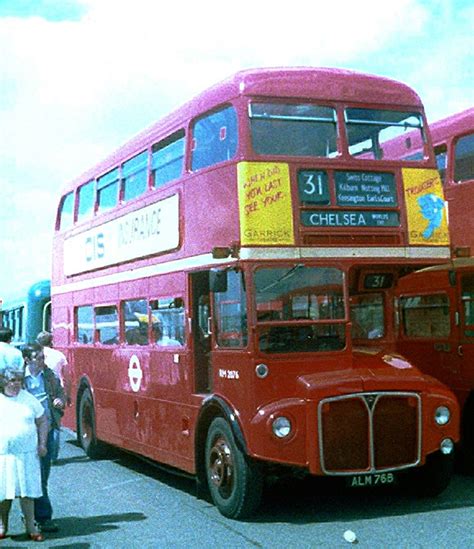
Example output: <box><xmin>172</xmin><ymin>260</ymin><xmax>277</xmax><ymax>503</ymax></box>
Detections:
<box><xmin>191</xmin><ymin>271</ymin><xmax>212</xmax><ymax>393</ymax></box>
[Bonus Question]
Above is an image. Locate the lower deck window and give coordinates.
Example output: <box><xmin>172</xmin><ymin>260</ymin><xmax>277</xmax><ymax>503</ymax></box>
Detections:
<box><xmin>400</xmin><ymin>294</ymin><xmax>450</xmax><ymax>338</ymax></box>
<box><xmin>76</xmin><ymin>306</ymin><xmax>93</xmax><ymax>344</ymax></box>
<box><xmin>350</xmin><ymin>293</ymin><xmax>384</xmax><ymax>340</ymax></box>
<box><xmin>95</xmin><ymin>305</ymin><xmax>119</xmax><ymax>344</ymax></box>
<box><xmin>150</xmin><ymin>298</ymin><xmax>185</xmax><ymax>346</ymax></box>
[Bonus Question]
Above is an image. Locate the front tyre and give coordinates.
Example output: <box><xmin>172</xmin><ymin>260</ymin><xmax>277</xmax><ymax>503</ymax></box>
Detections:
<box><xmin>407</xmin><ymin>450</ymin><xmax>454</xmax><ymax>497</ymax></box>
<box><xmin>205</xmin><ymin>417</ymin><xmax>263</xmax><ymax>519</ymax></box>
<box><xmin>77</xmin><ymin>388</ymin><xmax>103</xmax><ymax>459</ymax></box>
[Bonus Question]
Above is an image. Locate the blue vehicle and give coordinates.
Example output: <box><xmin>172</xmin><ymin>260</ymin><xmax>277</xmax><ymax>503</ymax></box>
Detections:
<box><xmin>0</xmin><ymin>279</ymin><xmax>51</xmax><ymax>346</ymax></box>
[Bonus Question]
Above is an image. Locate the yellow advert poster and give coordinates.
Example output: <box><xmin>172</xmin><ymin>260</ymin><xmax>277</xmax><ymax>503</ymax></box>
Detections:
<box><xmin>237</xmin><ymin>162</ymin><xmax>295</xmax><ymax>245</ymax></box>
<box><xmin>402</xmin><ymin>168</ymin><xmax>449</xmax><ymax>246</ymax></box>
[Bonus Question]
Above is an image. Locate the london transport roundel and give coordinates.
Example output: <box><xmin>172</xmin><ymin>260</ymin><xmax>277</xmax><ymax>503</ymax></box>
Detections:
<box><xmin>128</xmin><ymin>355</ymin><xmax>143</xmax><ymax>392</ymax></box>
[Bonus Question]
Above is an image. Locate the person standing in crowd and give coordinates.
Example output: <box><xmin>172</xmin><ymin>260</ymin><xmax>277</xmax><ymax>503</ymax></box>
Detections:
<box><xmin>0</xmin><ymin>366</ymin><xmax>48</xmax><ymax>542</ymax></box>
<box><xmin>23</xmin><ymin>344</ymin><xmax>65</xmax><ymax>534</ymax></box>
<box><xmin>36</xmin><ymin>331</ymin><xmax>70</xmax><ymax>462</ymax></box>
<box><xmin>0</xmin><ymin>327</ymin><xmax>23</xmax><ymax>370</ymax></box>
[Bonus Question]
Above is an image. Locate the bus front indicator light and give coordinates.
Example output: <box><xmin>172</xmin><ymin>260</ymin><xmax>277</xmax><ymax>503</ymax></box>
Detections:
<box><xmin>434</xmin><ymin>406</ymin><xmax>450</xmax><ymax>425</ymax></box>
<box><xmin>255</xmin><ymin>363</ymin><xmax>269</xmax><ymax>379</ymax></box>
<box><xmin>440</xmin><ymin>438</ymin><xmax>454</xmax><ymax>455</ymax></box>
<box><xmin>272</xmin><ymin>416</ymin><xmax>292</xmax><ymax>438</ymax></box>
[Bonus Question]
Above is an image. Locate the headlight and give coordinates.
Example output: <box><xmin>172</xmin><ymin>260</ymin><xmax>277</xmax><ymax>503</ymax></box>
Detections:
<box><xmin>440</xmin><ymin>438</ymin><xmax>454</xmax><ymax>455</ymax></box>
<box><xmin>434</xmin><ymin>406</ymin><xmax>450</xmax><ymax>425</ymax></box>
<box><xmin>272</xmin><ymin>416</ymin><xmax>292</xmax><ymax>438</ymax></box>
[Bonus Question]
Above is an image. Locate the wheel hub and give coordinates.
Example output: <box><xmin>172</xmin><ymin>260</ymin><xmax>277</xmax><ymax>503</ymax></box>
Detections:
<box><xmin>209</xmin><ymin>437</ymin><xmax>233</xmax><ymax>490</ymax></box>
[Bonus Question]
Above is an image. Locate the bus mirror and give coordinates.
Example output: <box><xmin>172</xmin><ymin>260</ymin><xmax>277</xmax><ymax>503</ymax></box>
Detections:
<box><xmin>212</xmin><ymin>246</ymin><xmax>232</xmax><ymax>259</ymax></box>
<box><xmin>209</xmin><ymin>269</ymin><xmax>227</xmax><ymax>293</ymax></box>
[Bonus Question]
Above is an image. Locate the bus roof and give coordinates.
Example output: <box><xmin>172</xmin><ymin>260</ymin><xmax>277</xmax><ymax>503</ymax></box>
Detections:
<box><xmin>429</xmin><ymin>107</ymin><xmax>474</xmax><ymax>145</ymax></box>
<box><xmin>62</xmin><ymin>67</ymin><xmax>424</xmax><ymax>195</ymax></box>
<box><xmin>0</xmin><ymin>279</ymin><xmax>50</xmax><ymax>310</ymax></box>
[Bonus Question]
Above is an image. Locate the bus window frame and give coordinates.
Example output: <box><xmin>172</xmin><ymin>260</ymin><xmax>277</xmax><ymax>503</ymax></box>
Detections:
<box><xmin>96</xmin><ymin>168</ymin><xmax>120</xmax><ymax>214</ymax></box>
<box><xmin>399</xmin><ymin>292</ymin><xmax>451</xmax><ymax>339</ymax></box>
<box><xmin>151</xmin><ymin>129</ymin><xmax>186</xmax><ymax>188</ymax></box>
<box><xmin>190</xmin><ymin>103</ymin><xmax>239</xmax><ymax>172</ymax></box>
<box><xmin>57</xmin><ymin>190</ymin><xmax>75</xmax><ymax>231</ymax></box>
<box><xmin>121</xmin><ymin>150</ymin><xmax>150</xmax><ymax>204</ymax></box>
<box><xmin>76</xmin><ymin>179</ymin><xmax>96</xmax><ymax>224</ymax></box>
<box><xmin>453</xmin><ymin>131</ymin><xmax>474</xmax><ymax>185</ymax></box>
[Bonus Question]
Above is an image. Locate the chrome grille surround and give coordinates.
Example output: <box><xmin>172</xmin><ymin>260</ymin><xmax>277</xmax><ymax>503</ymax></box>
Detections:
<box><xmin>318</xmin><ymin>391</ymin><xmax>422</xmax><ymax>476</ymax></box>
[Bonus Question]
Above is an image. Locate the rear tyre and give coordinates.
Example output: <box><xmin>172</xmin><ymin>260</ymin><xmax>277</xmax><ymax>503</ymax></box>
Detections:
<box><xmin>205</xmin><ymin>417</ymin><xmax>263</xmax><ymax>519</ymax></box>
<box><xmin>77</xmin><ymin>388</ymin><xmax>103</xmax><ymax>459</ymax></box>
<box><xmin>406</xmin><ymin>450</ymin><xmax>454</xmax><ymax>497</ymax></box>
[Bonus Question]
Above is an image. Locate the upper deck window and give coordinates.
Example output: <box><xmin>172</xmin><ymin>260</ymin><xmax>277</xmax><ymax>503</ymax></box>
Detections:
<box><xmin>77</xmin><ymin>180</ymin><xmax>95</xmax><ymax>223</ymax></box>
<box><xmin>97</xmin><ymin>168</ymin><xmax>119</xmax><ymax>212</ymax></box>
<box><xmin>346</xmin><ymin>109</ymin><xmax>424</xmax><ymax>161</ymax></box>
<box><xmin>250</xmin><ymin>103</ymin><xmax>338</xmax><ymax>158</ymax></box>
<box><xmin>152</xmin><ymin>131</ymin><xmax>185</xmax><ymax>187</ymax></box>
<box><xmin>454</xmin><ymin>132</ymin><xmax>474</xmax><ymax>183</ymax></box>
<box><xmin>58</xmin><ymin>191</ymin><xmax>74</xmax><ymax>231</ymax></box>
<box><xmin>191</xmin><ymin>106</ymin><xmax>238</xmax><ymax>171</ymax></box>
<box><xmin>434</xmin><ymin>145</ymin><xmax>448</xmax><ymax>185</ymax></box>
<box><xmin>122</xmin><ymin>151</ymin><xmax>148</xmax><ymax>202</ymax></box>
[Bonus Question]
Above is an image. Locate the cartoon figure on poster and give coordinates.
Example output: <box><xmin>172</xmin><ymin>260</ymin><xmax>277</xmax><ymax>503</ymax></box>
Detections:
<box><xmin>417</xmin><ymin>193</ymin><xmax>446</xmax><ymax>239</ymax></box>
<box><xmin>402</xmin><ymin>168</ymin><xmax>449</xmax><ymax>246</ymax></box>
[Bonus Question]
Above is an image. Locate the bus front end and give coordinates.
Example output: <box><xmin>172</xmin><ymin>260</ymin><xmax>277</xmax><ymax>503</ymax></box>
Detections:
<box><xmin>202</xmin><ymin>262</ymin><xmax>459</xmax><ymax>518</ymax></box>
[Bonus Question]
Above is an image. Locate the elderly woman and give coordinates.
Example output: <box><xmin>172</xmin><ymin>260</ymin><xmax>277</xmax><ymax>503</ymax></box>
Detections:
<box><xmin>0</xmin><ymin>366</ymin><xmax>48</xmax><ymax>542</ymax></box>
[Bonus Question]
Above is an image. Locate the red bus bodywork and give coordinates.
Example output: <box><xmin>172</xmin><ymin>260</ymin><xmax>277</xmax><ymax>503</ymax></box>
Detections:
<box><xmin>395</xmin><ymin>108</ymin><xmax>474</xmax><ymax>254</ymax></box>
<box><xmin>430</xmin><ymin>109</ymin><xmax>474</xmax><ymax>254</ymax></box>
<box><xmin>396</xmin><ymin>259</ymin><xmax>474</xmax><ymax>468</ymax></box>
<box><xmin>52</xmin><ymin>68</ymin><xmax>459</xmax><ymax>518</ymax></box>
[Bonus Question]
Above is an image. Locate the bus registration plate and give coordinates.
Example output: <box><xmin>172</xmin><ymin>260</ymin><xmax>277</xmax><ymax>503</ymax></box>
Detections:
<box><xmin>347</xmin><ymin>472</ymin><xmax>396</xmax><ymax>488</ymax></box>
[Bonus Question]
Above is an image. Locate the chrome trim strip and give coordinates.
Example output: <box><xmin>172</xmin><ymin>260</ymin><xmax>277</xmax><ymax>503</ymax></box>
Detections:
<box><xmin>317</xmin><ymin>391</ymin><xmax>422</xmax><ymax>476</ymax></box>
<box><xmin>240</xmin><ymin>246</ymin><xmax>450</xmax><ymax>260</ymax></box>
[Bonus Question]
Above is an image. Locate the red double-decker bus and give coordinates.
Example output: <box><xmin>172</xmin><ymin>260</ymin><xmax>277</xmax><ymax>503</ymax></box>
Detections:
<box><xmin>430</xmin><ymin>108</ymin><xmax>474</xmax><ymax>254</ymax></box>
<box><xmin>394</xmin><ymin>108</ymin><xmax>474</xmax><ymax>469</ymax></box>
<box><xmin>52</xmin><ymin>68</ymin><xmax>459</xmax><ymax>518</ymax></box>
<box><xmin>395</xmin><ymin>108</ymin><xmax>474</xmax><ymax>254</ymax></box>
<box><xmin>396</xmin><ymin>260</ymin><xmax>474</xmax><ymax>471</ymax></box>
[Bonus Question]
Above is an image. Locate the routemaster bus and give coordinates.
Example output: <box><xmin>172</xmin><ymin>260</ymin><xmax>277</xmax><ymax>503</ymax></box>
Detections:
<box><xmin>430</xmin><ymin>108</ymin><xmax>474</xmax><ymax>254</ymax></box>
<box><xmin>393</xmin><ymin>108</ymin><xmax>474</xmax><ymax>470</ymax></box>
<box><xmin>0</xmin><ymin>279</ymin><xmax>51</xmax><ymax>346</ymax></box>
<box><xmin>396</xmin><ymin>108</ymin><xmax>474</xmax><ymax>255</ymax></box>
<box><xmin>395</xmin><ymin>259</ymin><xmax>474</xmax><ymax>471</ymax></box>
<box><xmin>52</xmin><ymin>68</ymin><xmax>459</xmax><ymax>518</ymax></box>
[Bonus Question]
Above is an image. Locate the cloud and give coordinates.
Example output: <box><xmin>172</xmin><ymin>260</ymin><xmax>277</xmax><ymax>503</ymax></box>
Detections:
<box><xmin>0</xmin><ymin>0</ymin><xmax>471</xmax><ymax>297</ymax></box>
<box><xmin>0</xmin><ymin>0</ymin><xmax>431</xmax><ymax>175</ymax></box>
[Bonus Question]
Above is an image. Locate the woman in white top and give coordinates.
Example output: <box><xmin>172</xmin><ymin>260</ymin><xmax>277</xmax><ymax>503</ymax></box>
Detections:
<box><xmin>0</xmin><ymin>367</ymin><xmax>49</xmax><ymax>542</ymax></box>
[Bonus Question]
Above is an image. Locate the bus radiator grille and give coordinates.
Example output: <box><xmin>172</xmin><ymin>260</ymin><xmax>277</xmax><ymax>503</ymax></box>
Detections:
<box><xmin>319</xmin><ymin>393</ymin><xmax>420</xmax><ymax>474</ymax></box>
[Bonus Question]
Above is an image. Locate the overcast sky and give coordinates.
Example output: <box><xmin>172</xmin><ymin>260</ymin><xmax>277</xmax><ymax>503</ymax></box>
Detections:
<box><xmin>0</xmin><ymin>0</ymin><xmax>473</xmax><ymax>299</ymax></box>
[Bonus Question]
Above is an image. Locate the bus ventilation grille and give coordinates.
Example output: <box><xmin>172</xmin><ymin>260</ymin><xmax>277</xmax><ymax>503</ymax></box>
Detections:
<box><xmin>303</xmin><ymin>234</ymin><xmax>401</xmax><ymax>246</ymax></box>
<box><xmin>318</xmin><ymin>392</ymin><xmax>420</xmax><ymax>474</ymax></box>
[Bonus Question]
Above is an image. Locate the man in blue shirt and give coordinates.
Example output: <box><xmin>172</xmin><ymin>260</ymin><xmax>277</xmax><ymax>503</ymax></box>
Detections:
<box><xmin>23</xmin><ymin>344</ymin><xmax>65</xmax><ymax>533</ymax></box>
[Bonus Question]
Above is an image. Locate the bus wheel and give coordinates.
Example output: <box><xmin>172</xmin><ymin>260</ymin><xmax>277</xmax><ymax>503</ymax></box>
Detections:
<box><xmin>407</xmin><ymin>450</ymin><xmax>454</xmax><ymax>497</ymax></box>
<box><xmin>205</xmin><ymin>417</ymin><xmax>263</xmax><ymax>519</ymax></box>
<box><xmin>78</xmin><ymin>388</ymin><xmax>102</xmax><ymax>459</ymax></box>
